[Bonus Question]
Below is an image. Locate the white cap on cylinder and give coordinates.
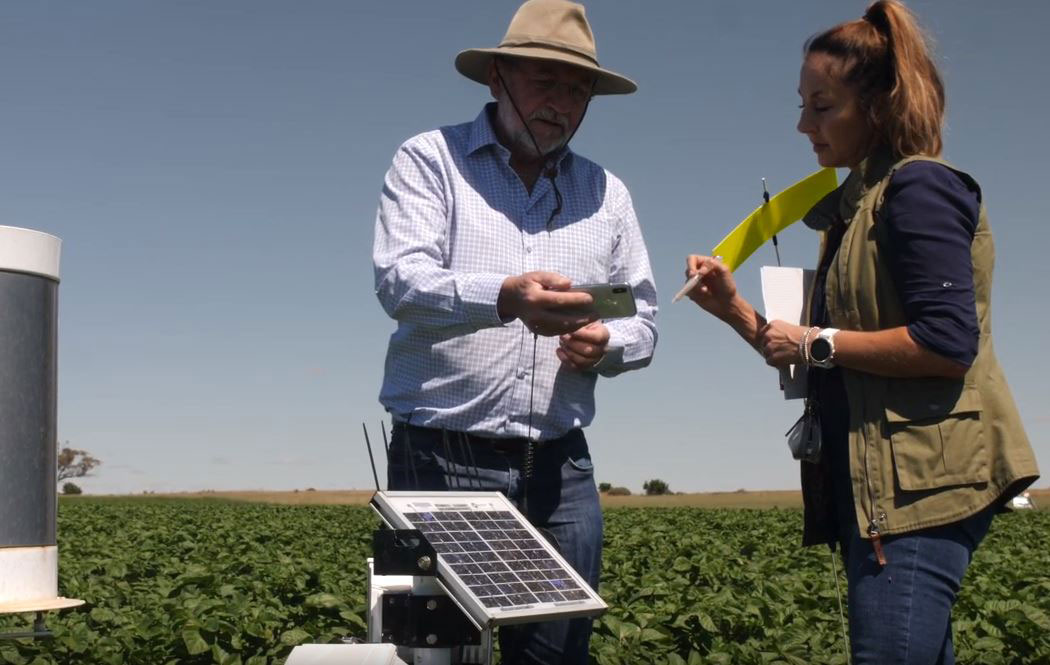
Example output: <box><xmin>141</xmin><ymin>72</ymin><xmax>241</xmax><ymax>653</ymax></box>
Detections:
<box><xmin>0</xmin><ymin>226</ymin><xmax>61</xmax><ymax>281</ymax></box>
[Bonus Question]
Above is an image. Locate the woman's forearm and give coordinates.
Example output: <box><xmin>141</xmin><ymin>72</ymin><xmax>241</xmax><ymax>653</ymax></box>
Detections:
<box><xmin>720</xmin><ymin>294</ymin><xmax>768</xmax><ymax>352</ymax></box>
<box><xmin>831</xmin><ymin>327</ymin><xmax>968</xmax><ymax>379</ymax></box>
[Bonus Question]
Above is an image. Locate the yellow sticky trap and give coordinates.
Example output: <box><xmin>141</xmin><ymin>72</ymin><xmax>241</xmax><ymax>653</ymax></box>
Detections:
<box><xmin>712</xmin><ymin>168</ymin><xmax>838</xmax><ymax>272</ymax></box>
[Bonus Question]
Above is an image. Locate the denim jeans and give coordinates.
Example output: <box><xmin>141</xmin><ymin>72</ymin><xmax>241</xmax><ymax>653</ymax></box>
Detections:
<box><xmin>838</xmin><ymin>505</ymin><xmax>995</xmax><ymax>665</ymax></box>
<box><xmin>387</xmin><ymin>424</ymin><xmax>603</xmax><ymax>665</ymax></box>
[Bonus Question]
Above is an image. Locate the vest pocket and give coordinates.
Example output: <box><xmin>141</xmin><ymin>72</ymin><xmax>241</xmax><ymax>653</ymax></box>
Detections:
<box><xmin>885</xmin><ymin>384</ymin><xmax>989</xmax><ymax>490</ymax></box>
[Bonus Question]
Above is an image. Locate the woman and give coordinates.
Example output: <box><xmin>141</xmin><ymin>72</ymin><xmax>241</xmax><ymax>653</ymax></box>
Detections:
<box><xmin>684</xmin><ymin>2</ymin><xmax>1039</xmax><ymax>663</ymax></box>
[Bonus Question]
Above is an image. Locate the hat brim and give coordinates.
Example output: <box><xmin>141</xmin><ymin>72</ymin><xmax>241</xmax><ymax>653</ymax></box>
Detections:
<box><xmin>455</xmin><ymin>46</ymin><xmax>637</xmax><ymax>96</ymax></box>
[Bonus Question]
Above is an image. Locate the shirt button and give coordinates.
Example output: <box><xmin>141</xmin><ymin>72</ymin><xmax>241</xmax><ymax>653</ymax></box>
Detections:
<box><xmin>525</xmin><ymin>245</ymin><xmax>533</xmax><ymax>254</ymax></box>
<box><xmin>517</xmin><ymin>370</ymin><xmax>526</xmax><ymax>379</ymax></box>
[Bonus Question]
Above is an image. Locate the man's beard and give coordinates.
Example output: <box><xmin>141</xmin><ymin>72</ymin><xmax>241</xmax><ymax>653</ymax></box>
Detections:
<box><xmin>496</xmin><ymin>100</ymin><xmax>570</xmax><ymax>158</ymax></box>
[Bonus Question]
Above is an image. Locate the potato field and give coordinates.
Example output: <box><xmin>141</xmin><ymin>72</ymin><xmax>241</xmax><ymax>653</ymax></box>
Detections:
<box><xmin>1</xmin><ymin>499</ymin><xmax>1047</xmax><ymax>664</ymax></box>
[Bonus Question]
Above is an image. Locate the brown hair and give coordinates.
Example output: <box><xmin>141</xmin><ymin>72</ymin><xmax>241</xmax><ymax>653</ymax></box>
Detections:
<box><xmin>805</xmin><ymin>0</ymin><xmax>944</xmax><ymax>157</ymax></box>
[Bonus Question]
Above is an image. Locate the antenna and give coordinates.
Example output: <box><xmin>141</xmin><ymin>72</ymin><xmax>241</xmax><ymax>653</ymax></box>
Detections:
<box><xmin>362</xmin><ymin>423</ymin><xmax>381</xmax><ymax>492</ymax></box>
<box><xmin>461</xmin><ymin>432</ymin><xmax>482</xmax><ymax>490</ymax></box>
<box><xmin>764</xmin><ymin>178</ymin><xmax>782</xmax><ymax>267</ymax></box>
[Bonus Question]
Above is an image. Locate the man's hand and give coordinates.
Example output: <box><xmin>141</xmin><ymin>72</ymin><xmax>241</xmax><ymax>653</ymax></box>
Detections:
<box><xmin>557</xmin><ymin>321</ymin><xmax>610</xmax><ymax>371</ymax></box>
<box><xmin>498</xmin><ymin>272</ymin><xmax>598</xmax><ymax>336</ymax></box>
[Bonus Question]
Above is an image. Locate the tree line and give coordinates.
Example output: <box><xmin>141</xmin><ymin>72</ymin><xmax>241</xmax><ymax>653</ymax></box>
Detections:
<box><xmin>57</xmin><ymin>445</ymin><xmax>100</xmax><ymax>495</ymax></box>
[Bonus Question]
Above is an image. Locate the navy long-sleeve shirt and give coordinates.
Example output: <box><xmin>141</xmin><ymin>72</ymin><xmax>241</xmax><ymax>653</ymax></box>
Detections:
<box><xmin>882</xmin><ymin>161</ymin><xmax>981</xmax><ymax>367</ymax></box>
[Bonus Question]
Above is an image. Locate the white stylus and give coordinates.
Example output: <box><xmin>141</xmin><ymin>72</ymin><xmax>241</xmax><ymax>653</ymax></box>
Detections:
<box><xmin>671</xmin><ymin>255</ymin><xmax>722</xmax><ymax>303</ymax></box>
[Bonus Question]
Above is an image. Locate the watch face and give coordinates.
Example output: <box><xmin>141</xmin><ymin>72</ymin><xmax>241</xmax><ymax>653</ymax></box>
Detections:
<box><xmin>810</xmin><ymin>337</ymin><xmax>832</xmax><ymax>363</ymax></box>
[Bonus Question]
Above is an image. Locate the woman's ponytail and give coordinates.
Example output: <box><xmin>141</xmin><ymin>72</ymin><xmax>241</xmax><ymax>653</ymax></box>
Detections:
<box><xmin>806</xmin><ymin>0</ymin><xmax>944</xmax><ymax>157</ymax></box>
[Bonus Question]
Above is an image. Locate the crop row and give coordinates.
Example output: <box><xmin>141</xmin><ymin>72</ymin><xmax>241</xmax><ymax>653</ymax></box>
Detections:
<box><xmin>1</xmin><ymin>499</ymin><xmax>1047</xmax><ymax>664</ymax></box>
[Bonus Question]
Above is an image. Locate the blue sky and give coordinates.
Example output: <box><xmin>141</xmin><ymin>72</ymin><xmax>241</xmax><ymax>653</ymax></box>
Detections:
<box><xmin>2</xmin><ymin>1</ymin><xmax>1046</xmax><ymax>495</ymax></box>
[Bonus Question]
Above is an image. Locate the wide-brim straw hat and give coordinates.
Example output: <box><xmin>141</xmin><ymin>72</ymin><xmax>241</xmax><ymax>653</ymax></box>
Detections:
<box><xmin>455</xmin><ymin>0</ymin><xmax>637</xmax><ymax>96</ymax></box>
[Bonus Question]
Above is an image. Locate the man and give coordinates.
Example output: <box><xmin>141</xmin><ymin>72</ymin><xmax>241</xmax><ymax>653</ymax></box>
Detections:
<box><xmin>372</xmin><ymin>1</ymin><xmax>657</xmax><ymax>662</ymax></box>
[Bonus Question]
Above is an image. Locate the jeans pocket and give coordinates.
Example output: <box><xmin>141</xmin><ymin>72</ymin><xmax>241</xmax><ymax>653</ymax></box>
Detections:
<box><xmin>386</xmin><ymin>438</ymin><xmax>448</xmax><ymax>490</ymax></box>
<box><xmin>566</xmin><ymin>453</ymin><xmax>594</xmax><ymax>474</ymax></box>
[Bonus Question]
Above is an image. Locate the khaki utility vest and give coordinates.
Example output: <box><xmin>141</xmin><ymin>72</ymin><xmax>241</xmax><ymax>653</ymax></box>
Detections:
<box><xmin>800</xmin><ymin>151</ymin><xmax>1039</xmax><ymax>544</ymax></box>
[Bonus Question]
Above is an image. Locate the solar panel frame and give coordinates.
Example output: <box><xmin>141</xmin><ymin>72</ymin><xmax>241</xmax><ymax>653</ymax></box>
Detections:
<box><xmin>371</xmin><ymin>491</ymin><xmax>608</xmax><ymax>628</ymax></box>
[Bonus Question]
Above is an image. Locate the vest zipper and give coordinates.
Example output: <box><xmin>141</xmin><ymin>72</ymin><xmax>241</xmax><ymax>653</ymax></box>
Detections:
<box><xmin>861</xmin><ymin>398</ymin><xmax>883</xmax><ymax>565</ymax></box>
<box><xmin>847</xmin><ymin>195</ymin><xmax>888</xmax><ymax>569</ymax></box>
<box><xmin>867</xmin><ymin>520</ymin><xmax>887</xmax><ymax>566</ymax></box>
<box><xmin>828</xmin><ymin>216</ymin><xmax>886</xmax><ymax>567</ymax></box>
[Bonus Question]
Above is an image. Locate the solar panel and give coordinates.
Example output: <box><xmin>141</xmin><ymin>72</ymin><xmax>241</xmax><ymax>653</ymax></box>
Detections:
<box><xmin>371</xmin><ymin>491</ymin><xmax>607</xmax><ymax>628</ymax></box>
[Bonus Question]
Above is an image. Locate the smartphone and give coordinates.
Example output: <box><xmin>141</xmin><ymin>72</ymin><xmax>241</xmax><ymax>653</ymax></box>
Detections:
<box><xmin>568</xmin><ymin>282</ymin><xmax>637</xmax><ymax>319</ymax></box>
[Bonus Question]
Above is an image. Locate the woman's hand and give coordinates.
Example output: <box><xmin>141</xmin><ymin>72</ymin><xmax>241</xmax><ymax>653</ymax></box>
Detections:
<box><xmin>757</xmin><ymin>320</ymin><xmax>808</xmax><ymax>368</ymax></box>
<box><xmin>684</xmin><ymin>255</ymin><xmax>738</xmax><ymax>319</ymax></box>
<box><xmin>683</xmin><ymin>254</ymin><xmax>769</xmax><ymax>354</ymax></box>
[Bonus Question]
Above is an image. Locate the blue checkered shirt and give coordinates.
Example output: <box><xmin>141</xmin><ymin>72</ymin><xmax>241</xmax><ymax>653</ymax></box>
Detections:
<box><xmin>373</xmin><ymin>104</ymin><xmax>658</xmax><ymax>440</ymax></box>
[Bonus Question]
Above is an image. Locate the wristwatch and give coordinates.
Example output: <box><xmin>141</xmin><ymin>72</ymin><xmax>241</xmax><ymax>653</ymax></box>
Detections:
<box><xmin>809</xmin><ymin>328</ymin><xmax>840</xmax><ymax>369</ymax></box>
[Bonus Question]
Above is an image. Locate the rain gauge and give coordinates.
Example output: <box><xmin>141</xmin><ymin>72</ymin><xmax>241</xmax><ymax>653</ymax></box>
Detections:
<box><xmin>0</xmin><ymin>226</ymin><xmax>83</xmax><ymax>639</ymax></box>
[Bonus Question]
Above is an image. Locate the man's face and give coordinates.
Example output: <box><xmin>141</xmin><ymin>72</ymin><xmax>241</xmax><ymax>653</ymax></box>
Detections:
<box><xmin>489</xmin><ymin>58</ymin><xmax>595</xmax><ymax>158</ymax></box>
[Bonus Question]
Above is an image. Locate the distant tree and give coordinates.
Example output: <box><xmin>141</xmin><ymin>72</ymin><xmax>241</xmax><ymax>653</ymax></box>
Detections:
<box><xmin>61</xmin><ymin>482</ymin><xmax>83</xmax><ymax>495</ymax></box>
<box><xmin>598</xmin><ymin>482</ymin><xmax>612</xmax><ymax>493</ymax></box>
<box><xmin>643</xmin><ymin>479</ymin><xmax>670</xmax><ymax>496</ymax></box>
<box><xmin>57</xmin><ymin>445</ymin><xmax>101</xmax><ymax>482</ymax></box>
<box><xmin>607</xmin><ymin>487</ymin><xmax>631</xmax><ymax>496</ymax></box>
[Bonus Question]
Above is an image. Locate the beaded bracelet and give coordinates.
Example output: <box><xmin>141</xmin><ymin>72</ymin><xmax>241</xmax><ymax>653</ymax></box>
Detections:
<box><xmin>799</xmin><ymin>326</ymin><xmax>820</xmax><ymax>367</ymax></box>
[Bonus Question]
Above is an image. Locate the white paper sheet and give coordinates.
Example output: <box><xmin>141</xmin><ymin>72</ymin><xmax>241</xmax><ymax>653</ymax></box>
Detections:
<box><xmin>760</xmin><ymin>266</ymin><xmax>815</xmax><ymax>400</ymax></box>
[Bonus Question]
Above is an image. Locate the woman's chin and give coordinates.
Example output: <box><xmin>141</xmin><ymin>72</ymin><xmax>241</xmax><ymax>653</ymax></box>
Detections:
<box><xmin>815</xmin><ymin>154</ymin><xmax>844</xmax><ymax>169</ymax></box>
